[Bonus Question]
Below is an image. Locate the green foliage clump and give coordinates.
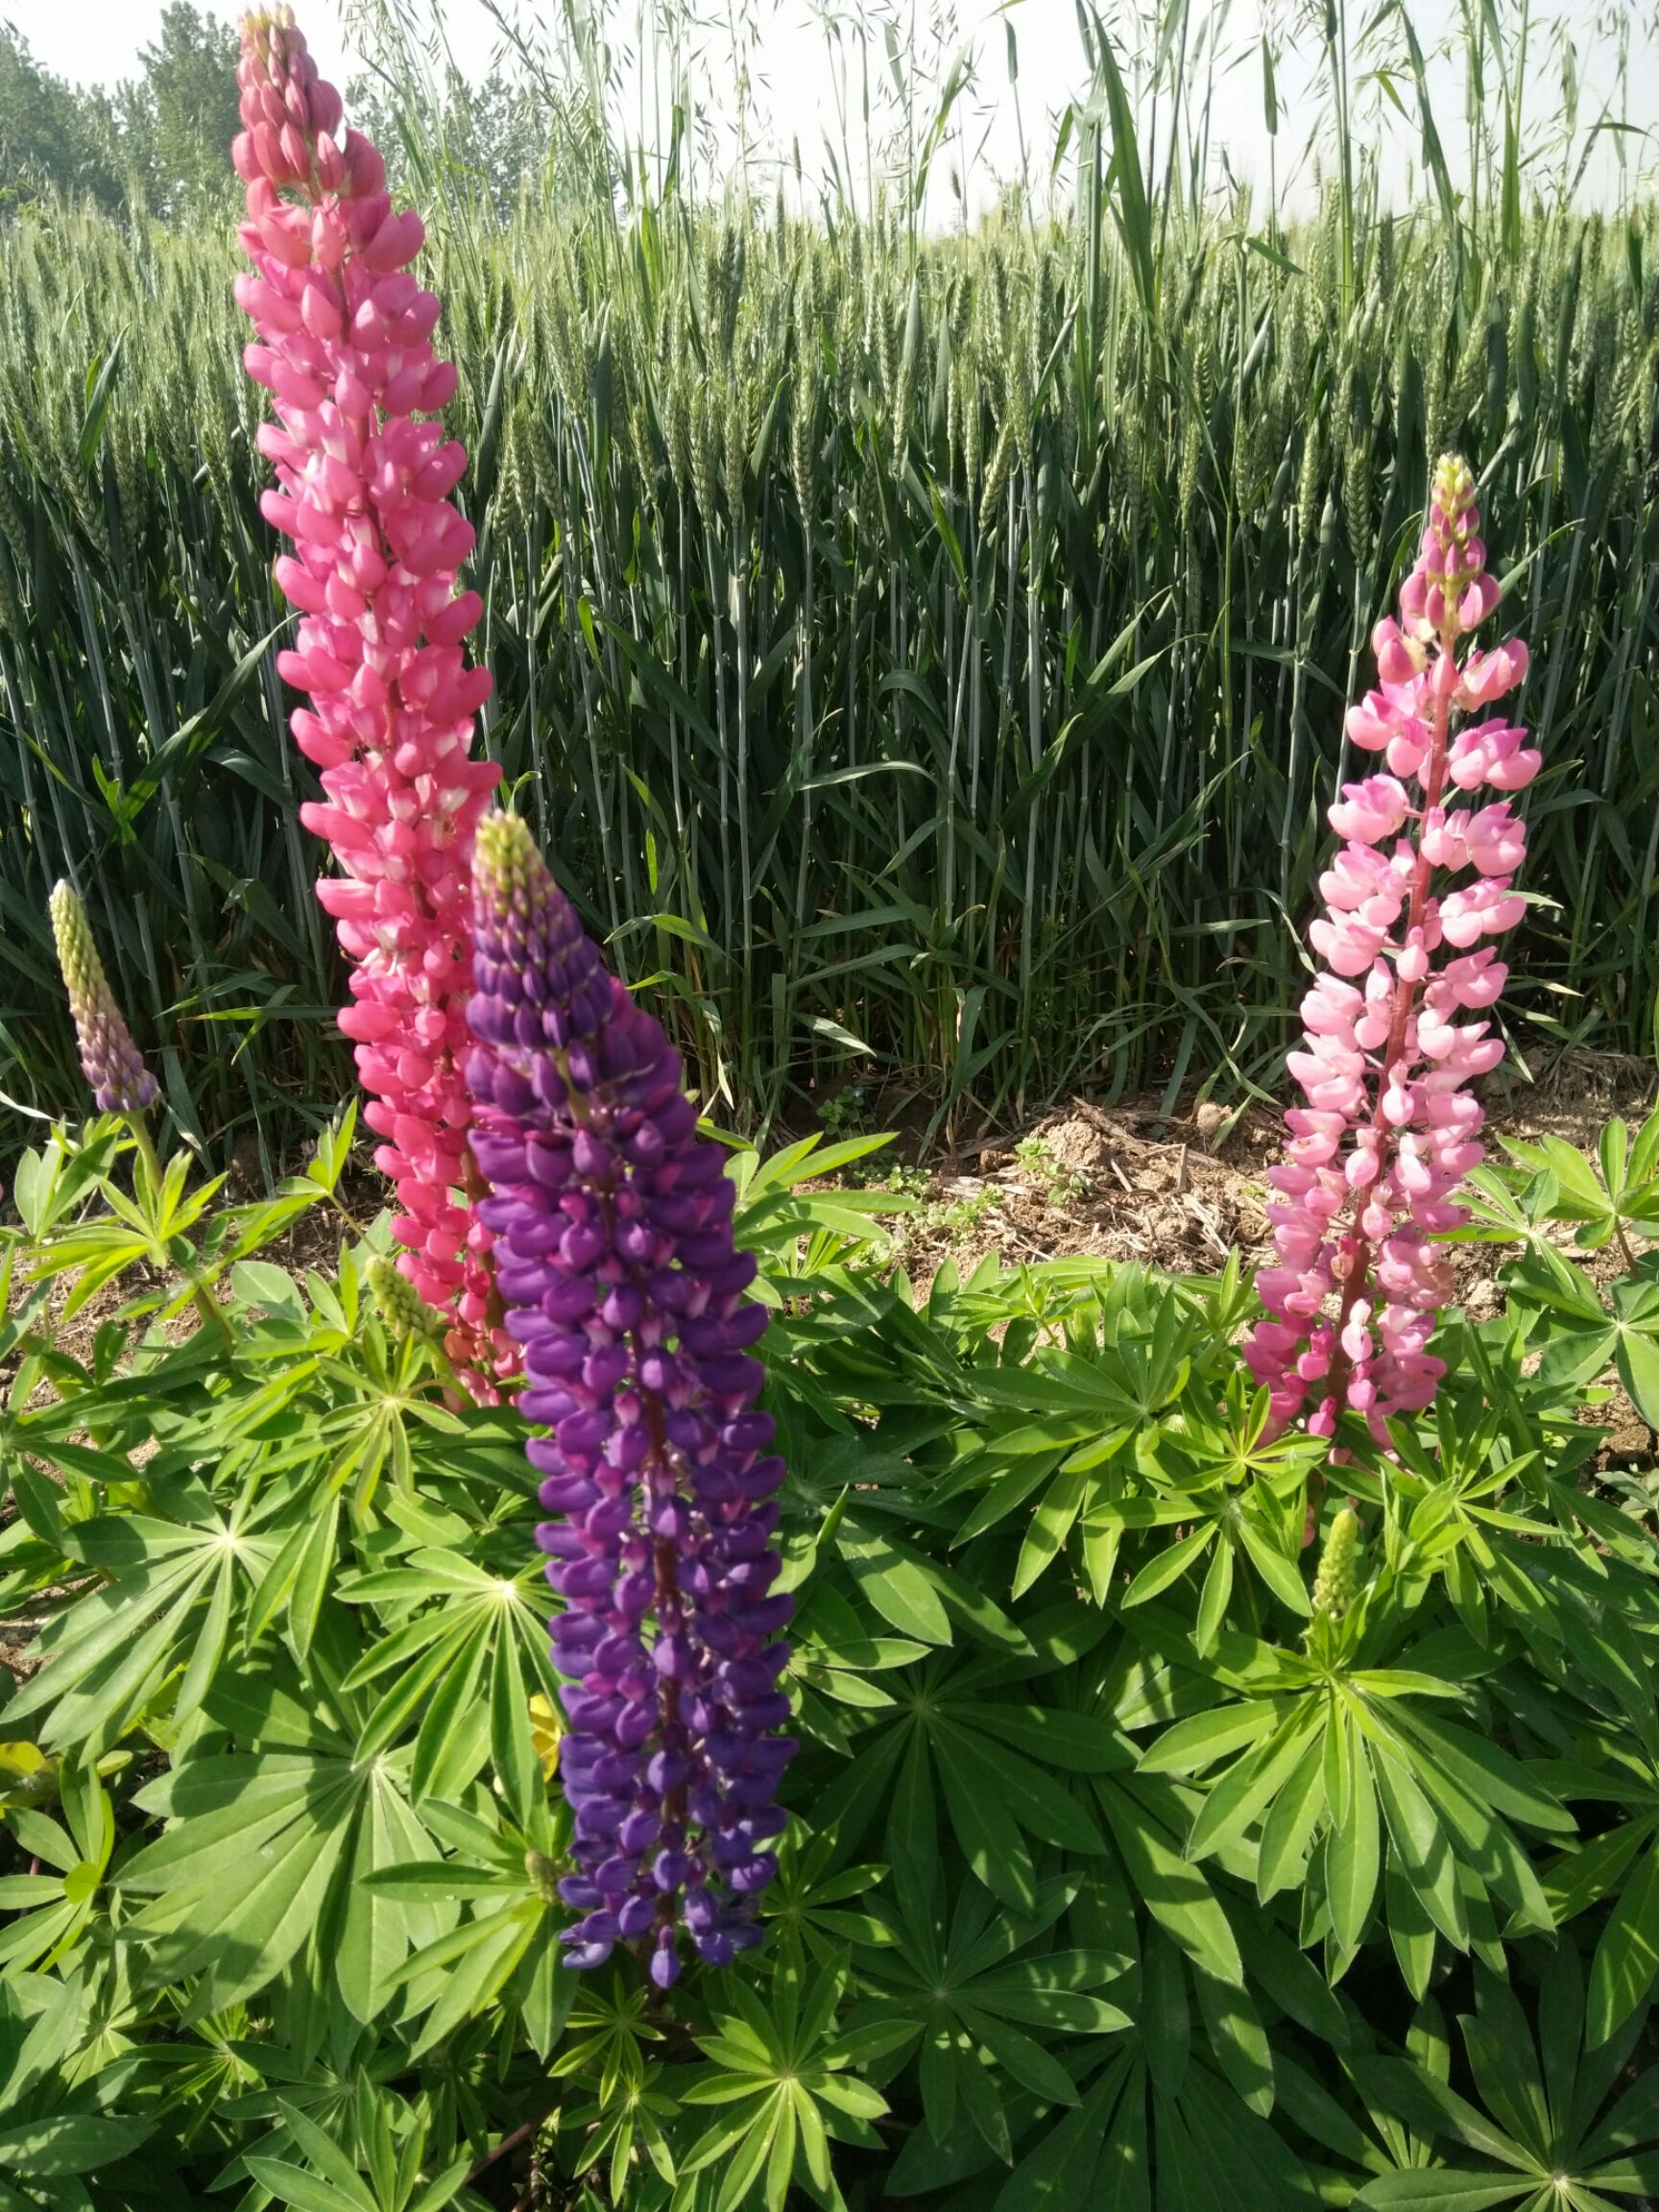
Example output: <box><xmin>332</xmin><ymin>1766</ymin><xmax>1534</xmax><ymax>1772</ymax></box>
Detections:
<box><xmin>7</xmin><ymin>1094</ymin><xmax>1659</xmax><ymax>2208</ymax></box>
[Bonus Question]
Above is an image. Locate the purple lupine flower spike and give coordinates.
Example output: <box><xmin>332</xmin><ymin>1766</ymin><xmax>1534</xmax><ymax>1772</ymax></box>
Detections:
<box><xmin>49</xmin><ymin>881</ymin><xmax>159</xmax><ymax>1116</ymax></box>
<box><xmin>464</xmin><ymin>813</ymin><xmax>794</xmax><ymax>1986</ymax></box>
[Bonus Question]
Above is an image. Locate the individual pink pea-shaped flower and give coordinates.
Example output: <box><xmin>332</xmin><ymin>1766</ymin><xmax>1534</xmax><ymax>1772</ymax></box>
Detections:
<box><xmin>1384</xmin><ymin>721</ymin><xmax>1431</xmax><ymax>780</ymax></box>
<box><xmin>1463</xmin><ymin>802</ymin><xmax>1527</xmax><ymax>876</ymax></box>
<box><xmin>1329</xmin><ymin>777</ymin><xmax>1412</xmax><ymax>845</ymax></box>
<box><xmin>1447</xmin><ymin>720</ymin><xmax>1540</xmax><ymax>791</ymax></box>
<box><xmin>1319</xmin><ymin>842</ymin><xmax>1407</xmax><ymax>916</ymax></box>
<box><xmin>1439</xmin><ymin>879</ymin><xmax>1526</xmax><ymax>948</ymax></box>
<box><xmin>1456</xmin><ymin>638</ymin><xmax>1530</xmax><ymax>709</ymax></box>
<box><xmin>1372</xmin><ymin>616</ymin><xmax>1425</xmax><ymax>685</ymax></box>
<box><xmin>1309</xmin><ymin>910</ymin><xmax>1389</xmax><ymax>977</ymax></box>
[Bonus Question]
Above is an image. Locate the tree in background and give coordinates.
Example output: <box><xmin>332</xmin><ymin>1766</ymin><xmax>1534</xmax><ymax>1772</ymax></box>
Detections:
<box><xmin>114</xmin><ymin>4</ymin><xmax>242</xmax><ymax>217</ymax></box>
<box><xmin>0</xmin><ymin>5</ymin><xmax>238</xmax><ymax>218</ymax></box>
<box><xmin>0</xmin><ymin>27</ymin><xmax>122</xmax><ymax>209</ymax></box>
<box><xmin>347</xmin><ymin>61</ymin><xmax>561</xmax><ymax>216</ymax></box>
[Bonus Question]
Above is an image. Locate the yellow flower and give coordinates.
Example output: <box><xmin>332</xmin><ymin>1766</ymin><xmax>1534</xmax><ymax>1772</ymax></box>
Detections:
<box><xmin>0</xmin><ymin>1741</ymin><xmax>60</xmax><ymax>1812</ymax></box>
<box><xmin>528</xmin><ymin>1693</ymin><xmax>563</xmax><ymax>1781</ymax></box>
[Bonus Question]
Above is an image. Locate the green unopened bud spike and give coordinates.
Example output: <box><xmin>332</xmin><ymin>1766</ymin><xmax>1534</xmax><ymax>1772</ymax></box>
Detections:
<box><xmin>1310</xmin><ymin>1506</ymin><xmax>1362</xmax><ymax>1622</ymax></box>
<box><xmin>366</xmin><ymin>1254</ymin><xmax>440</xmax><ymax>1341</ymax></box>
<box><xmin>49</xmin><ymin>881</ymin><xmax>158</xmax><ymax>1117</ymax></box>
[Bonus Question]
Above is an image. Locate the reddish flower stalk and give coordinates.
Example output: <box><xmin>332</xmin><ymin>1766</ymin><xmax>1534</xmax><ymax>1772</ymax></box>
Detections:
<box><xmin>231</xmin><ymin>6</ymin><xmax>504</xmax><ymax>1382</ymax></box>
<box><xmin>1246</xmin><ymin>454</ymin><xmax>1536</xmax><ymax>1443</ymax></box>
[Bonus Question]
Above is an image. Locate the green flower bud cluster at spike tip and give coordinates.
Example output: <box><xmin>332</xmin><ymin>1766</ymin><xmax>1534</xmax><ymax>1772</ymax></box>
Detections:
<box><xmin>231</xmin><ymin>7</ymin><xmax>505</xmax><ymax>1391</ymax></box>
<box><xmin>1310</xmin><ymin>1507</ymin><xmax>1362</xmax><ymax>1622</ymax></box>
<box><xmin>463</xmin><ymin>814</ymin><xmax>794</xmax><ymax>1987</ymax></box>
<box><xmin>365</xmin><ymin>1253</ymin><xmax>438</xmax><ymax>1341</ymax></box>
<box><xmin>1245</xmin><ymin>454</ymin><xmax>1535</xmax><ymax>1445</ymax></box>
<box><xmin>49</xmin><ymin>882</ymin><xmax>158</xmax><ymax>1118</ymax></box>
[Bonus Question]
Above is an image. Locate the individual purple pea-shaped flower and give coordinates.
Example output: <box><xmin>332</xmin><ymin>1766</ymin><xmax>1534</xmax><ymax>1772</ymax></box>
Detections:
<box><xmin>49</xmin><ymin>881</ymin><xmax>159</xmax><ymax>1116</ymax></box>
<box><xmin>464</xmin><ymin>813</ymin><xmax>795</xmax><ymax>1986</ymax></box>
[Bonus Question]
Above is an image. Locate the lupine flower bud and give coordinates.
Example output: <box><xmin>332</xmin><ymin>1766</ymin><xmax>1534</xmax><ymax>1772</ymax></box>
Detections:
<box><xmin>1310</xmin><ymin>1507</ymin><xmax>1362</xmax><ymax>1620</ymax></box>
<box><xmin>49</xmin><ymin>882</ymin><xmax>158</xmax><ymax>1116</ymax></box>
<box><xmin>1246</xmin><ymin>456</ymin><xmax>1534</xmax><ymax>1443</ymax></box>
<box><xmin>464</xmin><ymin>814</ymin><xmax>794</xmax><ymax>1986</ymax></box>
<box><xmin>366</xmin><ymin>1252</ymin><xmax>438</xmax><ymax>1340</ymax></box>
<box><xmin>232</xmin><ymin>8</ymin><xmax>504</xmax><ymax>1388</ymax></box>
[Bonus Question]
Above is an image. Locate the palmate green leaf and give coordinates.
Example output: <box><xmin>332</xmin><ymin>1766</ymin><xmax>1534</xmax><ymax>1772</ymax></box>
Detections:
<box><xmin>853</xmin><ymin>1872</ymin><xmax>1128</xmax><ymax>2151</ymax></box>
<box><xmin>0</xmin><ymin>1762</ymin><xmax>114</xmax><ymax>1976</ymax></box>
<box><xmin>1587</xmin><ymin>1839</ymin><xmax>1659</xmax><ymax>2048</ymax></box>
<box><xmin>114</xmin><ymin>1685</ymin><xmax>460</xmax><ymax>2024</ymax></box>
<box><xmin>1353</xmin><ymin>2178</ymin><xmax>1531</xmax><ymax>2208</ymax></box>
<box><xmin>0</xmin><ymin>2112</ymin><xmax>154</xmax><ymax>2177</ymax></box>
<box><xmin>805</xmin><ymin>1652</ymin><xmax>1112</xmax><ymax>1914</ymax></box>
<box><xmin>1326</xmin><ymin>1717</ymin><xmax>1382</xmax><ymax>1955</ymax></box>
<box><xmin>398</xmin><ymin>1894</ymin><xmax>568</xmax><ymax>2062</ymax></box>
<box><xmin>5</xmin><ymin>1505</ymin><xmax>282</xmax><ymax>1756</ymax></box>
<box><xmin>335</xmin><ymin>1548</ymin><xmax>556</xmax><ymax>1809</ymax></box>
<box><xmin>989</xmin><ymin>2041</ymin><xmax>1321</xmax><ymax>2212</ymax></box>
<box><xmin>1351</xmin><ymin>1954</ymin><xmax>1659</xmax><ymax>2211</ymax></box>
<box><xmin>243</xmin><ymin>2157</ymin><xmax>376</xmax><ymax>2212</ymax></box>
<box><xmin>1495</xmin><ymin>1119</ymin><xmax>1659</xmax><ymax>1257</ymax></box>
<box><xmin>334</xmin><ymin>1768</ymin><xmax>455</xmax><ymax>2026</ymax></box>
<box><xmin>372</xmin><ymin>1800</ymin><xmax>575</xmax><ymax>2060</ymax></box>
<box><xmin>679</xmin><ymin>1962</ymin><xmax>889</xmax><ymax>2210</ymax></box>
<box><xmin>120</xmin><ymin>1753</ymin><xmax>361</xmax><ymax>2013</ymax></box>
<box><xmin>1094</xmin><ymin>1775</ymin><xmax>1242</xmax><ymax>1985</ymax></box>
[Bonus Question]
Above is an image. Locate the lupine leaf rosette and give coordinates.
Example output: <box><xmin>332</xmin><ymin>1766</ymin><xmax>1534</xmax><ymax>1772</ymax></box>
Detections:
<box><xmin>464</xmin><ymin>813</ymin><xmax>794</xmax><ymax>1986</ymax></box>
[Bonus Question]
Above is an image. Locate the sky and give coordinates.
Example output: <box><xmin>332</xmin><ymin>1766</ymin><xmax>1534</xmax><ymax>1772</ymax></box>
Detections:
<box><xmin>8</xmin><ymin>0</ymin><xmax>1656</xmax><ymax>221</ymax></box>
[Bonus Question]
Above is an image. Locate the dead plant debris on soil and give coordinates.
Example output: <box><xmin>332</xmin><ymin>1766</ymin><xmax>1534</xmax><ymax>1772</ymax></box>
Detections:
<box><xmin>6</xmin><ymin>1056</ymin><xmax>1656</xmax><ymax>1510</ymax></box>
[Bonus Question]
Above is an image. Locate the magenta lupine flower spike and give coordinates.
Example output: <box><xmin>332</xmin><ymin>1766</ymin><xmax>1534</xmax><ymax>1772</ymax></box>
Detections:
<box><xmin>50</xmin><ymin>881</ymin><xmax>158</xmax><ymax>1117</ymax></box>
<box><xmin>231</xmin><ymin>9</ymin><xmax>503</xmax><ymax>1379</ymax></box>
<box><xmin>1245</xmin><ymin>454</ymin><xmax>1536</xmax><ymax>1443</ymax></box>
<box><xmin>464</xmin><ymin>814</ymin><xmax>794</xmax><ymax>1986</ymax></box>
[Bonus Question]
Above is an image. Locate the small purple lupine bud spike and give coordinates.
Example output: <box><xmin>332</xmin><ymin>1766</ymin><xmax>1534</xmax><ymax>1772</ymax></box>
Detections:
<box><xmin>49</xmin><ymin>881</ymin><xmax>159</xmax><ymax>1116</ymax></box>
<box><xmin>464</xmin><ymin>812</ymin><xmax>795</xmax><ymax>1983</ymax></box>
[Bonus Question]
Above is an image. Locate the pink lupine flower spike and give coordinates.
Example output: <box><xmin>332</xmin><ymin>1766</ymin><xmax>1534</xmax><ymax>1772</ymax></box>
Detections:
<box><xmin>1246</xmin><ymin>455</ymin><xmax>1536</xmax><ymax>1446</ymax></box>
<box><xmin>232</xmin><ymin>6</ymin><xmax>507</xmax><ymax>1385</ymax></box>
